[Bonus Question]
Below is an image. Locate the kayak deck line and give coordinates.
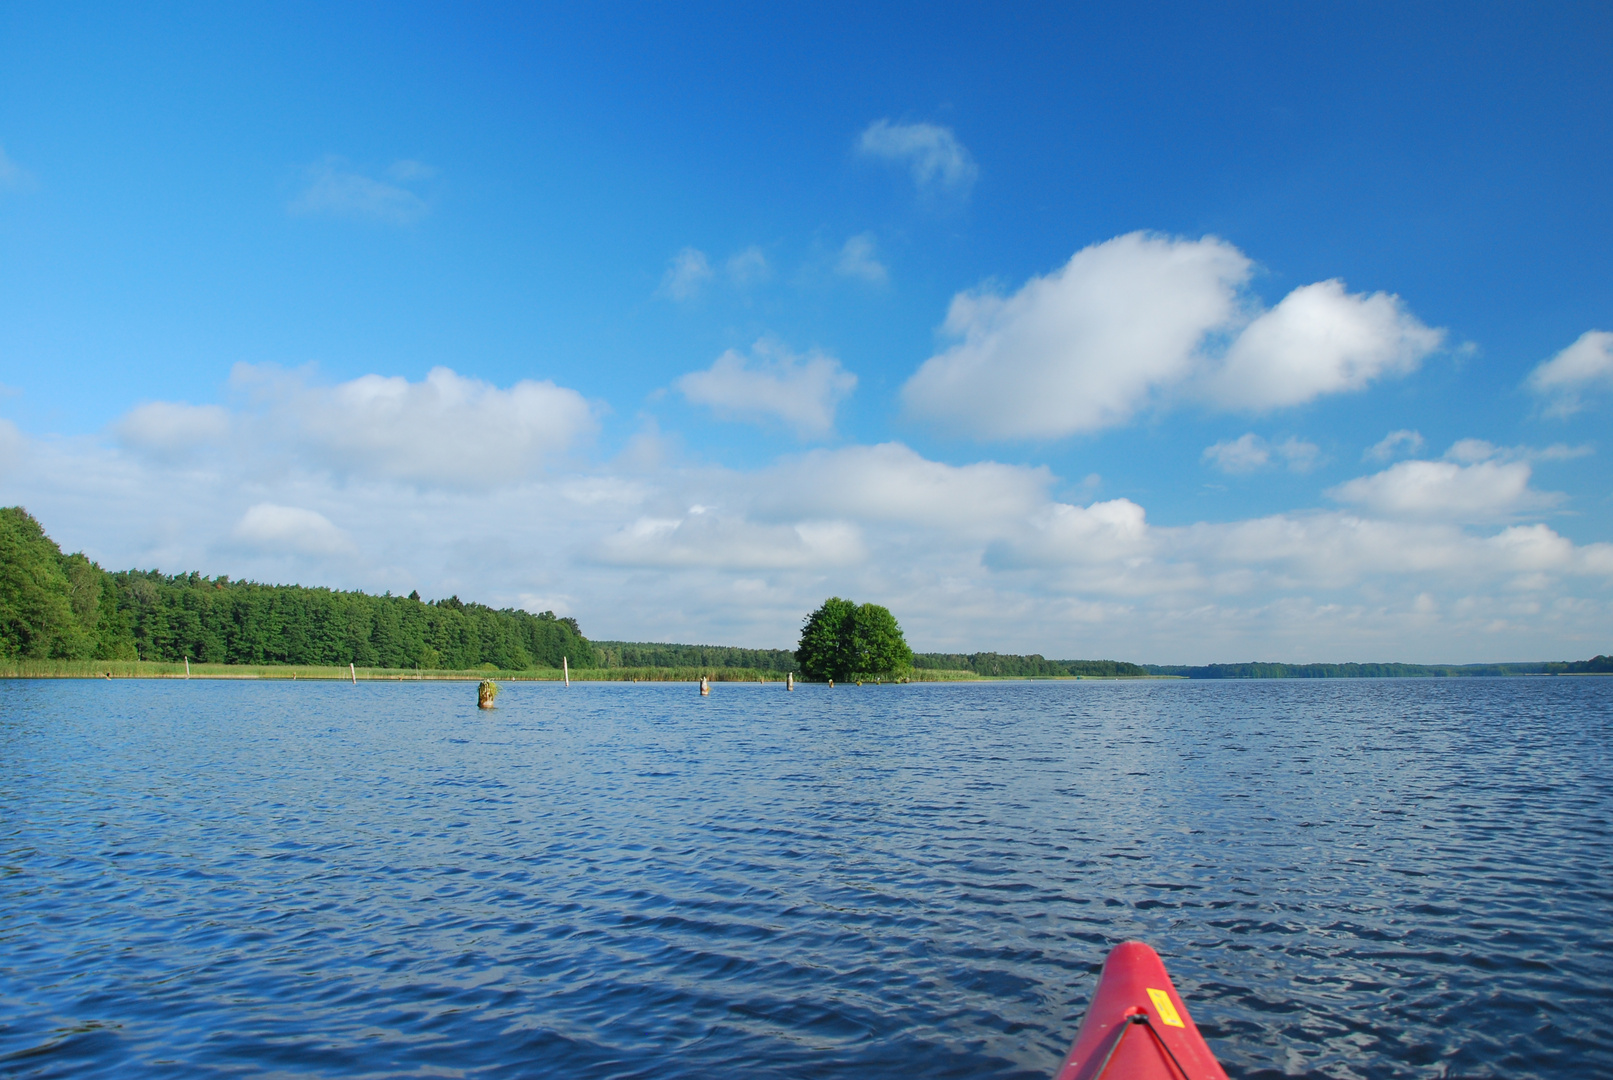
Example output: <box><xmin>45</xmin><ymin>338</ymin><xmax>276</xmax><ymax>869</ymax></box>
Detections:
<box><xmin>1054</xmin><ymin>941</ymin><xmax>1229</xmax><ymax>1080</ymax></box>
<box><xmin>1081</xmin><ymin>1012</ymin><xmax>1197</xmax><ymax>1080</ymax></box>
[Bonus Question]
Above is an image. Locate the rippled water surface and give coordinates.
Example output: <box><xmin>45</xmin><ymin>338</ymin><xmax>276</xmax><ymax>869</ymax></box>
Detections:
<box><xmin>2</xmin><ymin>677</ymin><xmax>1610</xmax><ymax>1079</ymax></box>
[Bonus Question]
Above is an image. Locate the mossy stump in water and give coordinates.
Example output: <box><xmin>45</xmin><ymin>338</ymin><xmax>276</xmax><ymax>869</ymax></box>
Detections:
<box><xmin>477</xmin><ymin>680</ymin><xmax>498</xmax><ymax>709</ymax></box>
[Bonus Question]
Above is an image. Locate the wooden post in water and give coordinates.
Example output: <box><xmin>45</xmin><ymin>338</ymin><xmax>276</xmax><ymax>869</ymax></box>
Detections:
<box><xmin>184</xmin><ymin>657</ymin><xmax>190</xmax><ymax>679</ymax></box>
<box><xmin>350</xmin><ymin>662</ymin><xmax>356</xmax><ymax>684</ymax></box>
<box><xmin>786</xmin><ymin>672</ymin><xmax>794</xmax><ymax>691</ymax></box>
<box><xmin>478</xmin><ymin>680</ymin><xmax>498</xmax><ymax>709</ymax></box>
<box><xmin>700</xmin><ymin>676</ymin><xmax>710</xmax><ymax>696</ymax></box>
<box><xmin>563</xmin><ymin>656</ymin><xmax>570</xmax><ymax>688</ymax></box>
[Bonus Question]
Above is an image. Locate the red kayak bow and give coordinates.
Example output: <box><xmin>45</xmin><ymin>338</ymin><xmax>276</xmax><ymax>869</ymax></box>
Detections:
<box><xmin>1053</xmin><ymin>942</ymin><xmax>1228</xmax><ymax>1080</ymax></box>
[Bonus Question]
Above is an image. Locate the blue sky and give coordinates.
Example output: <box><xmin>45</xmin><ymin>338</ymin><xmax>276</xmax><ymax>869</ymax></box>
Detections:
<box><xmin>1</xmin><ymin>3</ymin><xmax>1610</xmax><ymax>661</ymax></box>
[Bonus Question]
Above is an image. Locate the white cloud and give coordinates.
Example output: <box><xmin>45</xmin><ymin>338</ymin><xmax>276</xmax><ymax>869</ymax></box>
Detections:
<box><xmin>986</xmin><ymin>500</ymin><xmax>1613</xmax><ymax>599</ymax></box>
<box><xmin>1203</xmin><ymin>434</ymin><xmax>1269</xmax><ymax>474</ymax></box>
<box><xmin>290</xmin><ymin>158</ymin><xmax>431</xmax><ymax>224</ymax></box>
<box><xmin>1445</xmin><ymin>438</ymin><xmax>1499</xmax><ymax>464</ymax></box>
<box><xmin>230</xmin><ymin>365</ymin><xmax>596</xmax><ymax>487</ymax></box>
<box><xmin>902</xmin><ymin>232</ymin><xmax>1251</xmax><ymax>438</ymax></box>
<box><xmin>1439</xmin><ymin>438</ymin><xmax>1591</xmax><ymax>466</ymax></box>
<box><xmin>1182</xmin><ymin>513</ymin><xmax>1613</xmax><ymax>590</ymax></box>
<box><xmin>858</xmin><ymin>120</ymin><xmax>977</xmax><ymax>197</ymax></box>
<box><xmin>1532</xmin><ymin>442</ymin><xmax>1595</xmax><ymax>462</ymax></box>
<box><xmin>986</xmin><ymin>499</ymin><xmax>1153</xmax><ymax>570</ymax></box>
<box><xmin>902</xmin><ymin>233</ymin><xmax>1443</xmax><ymax>441</ymax></box>
<box><xmin>660</xmin><ymin>247</ymin><xmax>713</xmax><ymax>301</ymax></box>
<box><xmin>231</xmin><ymin>504</ymin><xmax>354</xmax><ymax>557</ymax></box>
<box><xmin>598</xmin><ymin>510</ymin><xmax>863</xmax><ymax>569</ymax></box>
<box><xmin>0</xmin><ymin>419</ymin><xmax>24</xmax><ymax>475</ymax></box>
<box><xmin>0</xmin><ymin>144</ymin><xmax>36</xmax><ymax>192</ymax></box>
<box><xmin>835</xmin><ymin>233</ymin><xmax>888</xmax><ymax>284</ymax></box>
<box><xmin>760</xmin><ymin>442</ymin><xmax>1052</xmax><ymax>533</ymax></box>
<box><xmin>1366</xmin><ymin>429</ymin><xmax>1425</xmax><ymax>461</ymax></box>
<box><xmin>725</xmin><ymin>246</ymin><xmax>770</xmax><ymax>286</ymax></box>
<box><xmin>1526</xmin><ymin>330</ymin><xmax>1613</xmax><ymax>416</ymax></box>
<box><xmin>1327</xmin><ymin>453</ymin><xmax>1561</xmax><ymax>523</ymax></box>
<box><xmin>675</xmin><ymin>339</ymin><xmax>856</xmax><ymax>438</ymax></box>
<box><xmin>113</xmin><ymin>402</ymin><xmax>232</xmax><ymax>459</ymax></box>
<box><xmin>1203</xmin><ymin>434</ymin><xmax>1320</xmax><ymax>475</ymax></box>
<box><xmin>1210</xmin><ymin>280</ymin><xmax>1443</xmax><ymax>408</ymax></box>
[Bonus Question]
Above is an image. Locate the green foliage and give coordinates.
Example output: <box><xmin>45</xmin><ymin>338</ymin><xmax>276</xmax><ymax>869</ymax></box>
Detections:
<box><xmin>1548</xmin><ymin>654</ymin><xmax>1612</xmax><ymax>674</ymax></box>
<box><xmin>797</xmin><ymin>597</ymin><xmax>857</xmax><ymax>681</ymax></box>
<box><xmin>0</xmin><ymin>506</ymin><xmax>595</xmax><ymax>669</ymax></box>
<box><xmin>106</xmin><ymin>573</ymin><xmax>596</xmax><ymax>668</ymax></box>
<box><xmin>593</xmin><ymin>641</ymin><xmax>799</xmax><ymax>671</ymax></box>
<box><xmin>0</xmin><ymin>507</ymin><xmax>96</xmax><ymax>659</ymax></box>
<box><xmin>796</xmin><ymin>597</ymin><xmax>912</xmax><ymax>681</ymax></box>
<box><xmin>911</xmin><ymin>652</ymin><xmax>1147</xmax><ymax>677</ymax></box>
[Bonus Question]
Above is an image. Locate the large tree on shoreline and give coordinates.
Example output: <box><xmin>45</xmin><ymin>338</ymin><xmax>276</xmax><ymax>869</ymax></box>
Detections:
<box><xmin>796</xmin><ymin>597</ymin><xmax>913</xmax><ymax>682</ymax></box>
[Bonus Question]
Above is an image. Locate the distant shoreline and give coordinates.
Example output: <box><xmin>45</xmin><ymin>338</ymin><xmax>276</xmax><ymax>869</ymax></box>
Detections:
<box><xmin>1</xmin><ymin>660</ymin><xmax>1604</xmax><ymax>682</ymax></box>
<box><xmin>0</xmin><ymin>660</ymin><xmax>1164</xmax><ymax>682</ymax></box>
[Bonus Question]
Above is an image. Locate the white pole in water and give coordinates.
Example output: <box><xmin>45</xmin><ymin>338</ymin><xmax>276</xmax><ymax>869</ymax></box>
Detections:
<box><xmin>185</xmin><ymin>657</ymin><xmax>190</xmax><ymax>679</ymax></box>
<box><xmin>563</xmin><ymin>656</ymin><xmax>570</xmax><ymax>688</ymax></box>
<box><xmin>350</xmin><ymin>662</ymin><xmax>356</xmax><ymax>684</ymax></box>
<box><xmin>787</xmin><ymin>672</ymin><xmax>794</xmax><ymax>691</ymax></box>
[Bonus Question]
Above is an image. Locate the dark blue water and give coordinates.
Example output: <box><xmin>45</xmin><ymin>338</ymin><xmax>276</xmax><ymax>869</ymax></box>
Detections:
<box><xmin>1</xmin><ymin>678</ymin><xmax>1610</xmax><ymax>1079</ymax></box>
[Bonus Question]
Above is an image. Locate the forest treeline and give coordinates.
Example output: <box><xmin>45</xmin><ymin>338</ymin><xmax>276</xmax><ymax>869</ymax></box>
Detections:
<box><xmin>1142</xmin><ymin>659</ymin><xmax>1612</xmax><ymax>678</ymax></box>
<box><xmin>592</xmin><ymin>642</ymin><xmax>799</xmax><ymax>671</ymax></box>
<box><xmin>593</xmin><ymin>646</ymin><xmax>1152</xmax><ymax>678</ymax></box>
<box><xmin>912</xmin><ymin>652</ymin><xmax>1148</xmax><ymax>677</ymax></box>
<box><xmin>0</xmin><ymin>507</ymin><xmax>593</xmax><ymax>668</ymax></box>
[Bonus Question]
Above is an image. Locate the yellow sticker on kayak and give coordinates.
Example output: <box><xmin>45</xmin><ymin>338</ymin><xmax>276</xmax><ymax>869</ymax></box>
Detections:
<box><xmin>1147</xmin><ymin>988</ymin><xmax>1185</xmax><ymax>1027</ymax></box>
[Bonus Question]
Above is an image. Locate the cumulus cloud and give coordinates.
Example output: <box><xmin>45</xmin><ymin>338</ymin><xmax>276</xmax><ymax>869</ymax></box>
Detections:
<box><xmin>902</xmin><ymin>232</ymin><xmax>1251</xmax><ymax>438</ymax></box>
<box><xmin>1327</xmin><ymin>443</ymin><xmax>1563</xmax><ymax>523</ymax></box>
<box><xmin>598</xmin><ymin>509</ymin><xmax>863</xmax><ymax>569</ymax></box>
<box><xmin>1366</xmin><ymin>429</ymin><xmax>1425</xmax><ymax>462</ymax></box>
<box><xmin>1526</xmin><ymin>330</ymin><xmax>1613</xmax><ymax>416</ymax></box>
<box><xmin>986</xmin><ymin>499</ymin><xmax>1152</xmax><ymax>570</ymax></box>
<box><xmin>858</xmin><ymin>120</ymin><xmax>977</xmax><ymax>197</ymax></box>
<box><xmin>1209</xmin><ymin>280</ymin><xmax>1443</xmax><ymax>408</ymax></box>
<box><xmin>113</xmin><ymin>402</ymin><xmax>232</xmax><ymax>459</ymax></box>
<box><xmin>760</xmin><ymin>443</ymin><xmax>1052</xmax><ymax>533</ymax></box>
<box><xmin>985</xmin><ymin>499</ymin><xmax>1613</xmax><ymax>600</ymax></box>
<box><xmin>0</xmin><ymin>144</ymin><xmax>36</xmax><ymax>192</ymax></box>
<box><xmin>231</xmin><ymin>504</ymin><xmax>355</xmax><ymax>557</ymax></box>
<box><xmin>835</xmin><ymin>233</ymin><xmax>888</xmax><ymax>284</ymax></box>
<box><xmin>902</xmin><ymin>232</ymin><xmax>1443</xmax><ymax>441</ymax></box>
<box><xmin>226</xmin><ymin>365</ymin><xmax>596</xmax><ymax>487</ymax></box>
<box><xmin>1181</xmin><ymin>513</ymin><xmax>1613</xmax><ymax>591</ymax></box>
<box><xmin>1202</xmin><ymin>434</ymin><xmax>1320</xmax><ymax>475</ymax></box>
<box><xmin>289</xmin><ymin>157</ymin><xmax>432</xmax><ymax>224</ymax></box>
<box><xmin>725</xmin><ymin>246</ymin><xmax>770</xmax><ymax>286</ymax></box>
<box><xmin>675</xmin><ymin>339</ymin><xmax>856</xmax><ymax>438</ymax></box>
<box><xmin>660</xmin><ymin>247</ymin><xmax>713</xmax><ymax>300</ymax></box>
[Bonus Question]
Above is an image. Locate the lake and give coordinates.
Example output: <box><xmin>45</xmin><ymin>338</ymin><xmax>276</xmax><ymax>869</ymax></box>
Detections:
<box><xmin>1</xmin><ymin>677</ymin><xmax>1609</xmax><ymax>1078</ymax></box>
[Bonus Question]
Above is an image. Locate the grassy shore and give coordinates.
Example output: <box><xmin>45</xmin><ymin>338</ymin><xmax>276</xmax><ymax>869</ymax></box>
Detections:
<box><xmin>0</xmin><ymin>660</ymin><xmax>1165</xmax><ymax>682</ymax></box>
